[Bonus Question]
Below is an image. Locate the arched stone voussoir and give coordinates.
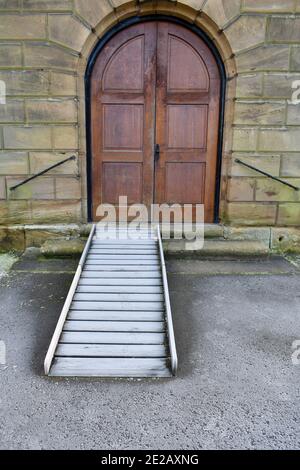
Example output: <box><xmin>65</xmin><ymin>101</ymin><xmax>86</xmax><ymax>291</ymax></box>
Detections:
<box><xmin>48</xmin><ymin>14</ymin><xmax>91</xmax><ymax>53</ymax></box>
<box><xmin>202</xmin><ymin>0</ymin><xmax>241</xmax><ymax>30</ymax></box>
<box><xmin>223</xmin><ymin>14</ymin><xmax>267</xmax><ymax>55</ymax></box>
<box><xmin>74</xmin><ymin>0</ymin><xmax>113</xmax><ymax>28</ymax></box>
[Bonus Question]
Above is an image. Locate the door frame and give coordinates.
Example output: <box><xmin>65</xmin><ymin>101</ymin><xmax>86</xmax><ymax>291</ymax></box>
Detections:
<box><xmin>85</xmin><ymin>15</ymin><xmax>226</xmax><ymax>223</ymax></box>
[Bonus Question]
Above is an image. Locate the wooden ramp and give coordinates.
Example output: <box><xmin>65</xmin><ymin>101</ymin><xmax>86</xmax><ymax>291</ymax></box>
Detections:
<box><xmin>44</xmin><ymin>225</ymin><xmax>177</xmax><ymax>378</ymax></box>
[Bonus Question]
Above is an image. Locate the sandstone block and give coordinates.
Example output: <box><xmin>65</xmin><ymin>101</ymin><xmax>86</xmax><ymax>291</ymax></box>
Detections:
<box><xmin>232</xmin><ymin>128</ymin><xmax>258</xmax><ymax>151</ymax></box>
<box><xmin>236</xmin><ymin>74</ymin><xmax>263</xmax><ymax>98</ymax></box>
<box><xmin>258</xmin><ymin>128</ymin><xmax>300</xmax><ymax>152</ymax></box>
<box><xmin>7</xmin><ymin>176</ymin><xmax>55</xmax><ymax>200</ymax></box>
<box><xmin>31</xmin><ymin>200</ymin><xmax>81</xmax><ymax>223</ymax></box>
<box><xmin>0</xmin><ymin>70</ymin><xmax>49</xmax><ymax>96</ymax></box>
<box><xmin>26</xmin><ymin>99</ymin><xmax>77</xmax><ymax>123</ymax></box>
<box><xmin>277</xmin><ymin>204</ymin><xmax>300</xmax><ymax>225</ymax></box>
<box><xmin>0</xmin><ymin>43</ymin><xmax>22</xmax><ymax>66</ymax></box>
<box><xmin>227</xmin><ymin>203</ymin><xmax>277</xmax><ymax>225</ymax></box>
<box><xmin>227</xmin><ymin>177</ymin><xmax>255</xmax><ymax>202</ymax></box>
<box><xmin>3</xmin><ymin>126</ymin><xmax>52</xmax><ymax>150</ymax></box>
<box><xmin>29</xmin><ymin>152</ymin><xmax>78</xmax><ymax>175</ymax></box>
<box><xmin>24</xmin><ymin>43</ymin><xmax>78</xmax><ymax>70</ymax></box>
<box><xmin>234</xmin><ymin>101</ymin><xmax>285</xmax><ymax>125</ymax></box>
<box><xmin>0</xmin><ymin>14</ymin><xmax>46</xmax><ymax>39</ymax></box>
<box><xmin>0</xmin><ymin>151</ymin><xmax>28</xmax><ymax>174</ymax></box>
<box><xmin>236</xmin><ymin>45</ymin><xmax>289</xmax><ymax>72</ymax></box>
<box><xmin>55</xmin><ymin>177</ymin><xmax>81</xmax><ymax>199</ymax></box>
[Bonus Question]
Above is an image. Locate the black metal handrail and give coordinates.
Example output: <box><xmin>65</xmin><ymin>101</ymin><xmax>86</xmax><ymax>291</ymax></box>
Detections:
<box><xmin>9</xmin><ymin>155</ymin><xmax>77</xmax><ymax>191</ymax></box>
<box><xmin>235</xmin><ymin>158</ymin><xmax>299</xmax><ymax>191</ymax></box>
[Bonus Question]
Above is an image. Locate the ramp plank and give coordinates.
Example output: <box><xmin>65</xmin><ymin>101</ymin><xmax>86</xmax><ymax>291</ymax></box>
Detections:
<box><xmin>49</xmin><ymin>357</ymin><xmax>171</xmax><ymax>377</ymax></box>
<box><xmin>55</xmin><ymin>343</ymin><xmax>167</xmax><ymax>358</ymax></box>
<box><xmin>63</xmin><ymin>320</ymin><xmax>165</xmax><ymax>332</ymax></box>
<box><xmin>60</xmin><ymin>331</ymin><xmax>165</xmax><ymax>344</ymax></box>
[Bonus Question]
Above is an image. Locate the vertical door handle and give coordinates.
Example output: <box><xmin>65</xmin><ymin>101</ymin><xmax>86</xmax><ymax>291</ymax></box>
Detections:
<box><xmin>154</xmin><ymin>144</ymin><xmax>160</xmax><ymax>163</ymax></box>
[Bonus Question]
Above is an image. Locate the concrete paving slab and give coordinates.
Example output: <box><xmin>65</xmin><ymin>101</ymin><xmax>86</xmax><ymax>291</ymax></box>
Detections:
<box><xmin>0</xmin><ymin>255</ymin><xmax>299</xmax><ymax>450</ymax></box>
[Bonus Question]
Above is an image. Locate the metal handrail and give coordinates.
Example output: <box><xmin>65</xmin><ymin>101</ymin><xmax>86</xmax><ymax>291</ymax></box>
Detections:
<box><xmin>156</xmin><ymin>225</ymin><xmax>178</xmax><ymax>376</ymax></box>
<box><xmin>44</xmin><ymin>224</ymin><xmax>96</xmax><ymax>375</ymax></box>
<box><xmin>235</xmin><ymin>158</ymin><xmax>299</xmax><ymax>191</ymax></box>
<box><xmin>10</xmin><ymin>155</ymin><xmax>77</xmax><ymax>191</ymax></box>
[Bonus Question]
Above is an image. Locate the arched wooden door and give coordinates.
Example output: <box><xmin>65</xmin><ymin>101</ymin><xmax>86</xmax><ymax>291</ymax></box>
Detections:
<box><xmin>90</xmin><ymin>21</ymin><xmax>221</xmax><ymax>222</ymax></box>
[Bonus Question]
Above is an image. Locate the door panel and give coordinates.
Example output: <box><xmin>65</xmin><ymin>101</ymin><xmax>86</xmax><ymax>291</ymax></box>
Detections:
<box><xmin>154</xmin><ymin>22</ymin><xmax>220</xmax><ymax>222</ymax></box>
<box><xmin>91</xmin><ymin>21</ymin><xmax>221</xmax><ymax>222</ymax></box>
<box><xmin>91</xmin><ymin>23</ymin><xmax>157</xmax><ymax>221</ymax></box>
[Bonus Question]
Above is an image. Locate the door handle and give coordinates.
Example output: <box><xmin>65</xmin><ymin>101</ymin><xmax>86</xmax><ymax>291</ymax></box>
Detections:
<box><xmin>154</xmin><ymin>144</ymin><xmax>160</xmax><ymax>163</ymax></box>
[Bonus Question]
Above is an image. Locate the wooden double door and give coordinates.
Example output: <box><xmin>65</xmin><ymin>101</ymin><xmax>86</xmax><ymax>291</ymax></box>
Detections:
<box><xmin>91</xmin><ymin>20</ymin><xmax>221</xmax><ymax>222</ymax></box>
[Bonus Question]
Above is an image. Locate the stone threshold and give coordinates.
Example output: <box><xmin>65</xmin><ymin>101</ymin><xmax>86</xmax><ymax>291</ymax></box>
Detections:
<box><xmin>0</xmin><ymin>224</ymin><xmax>300</xmax><ymax>255</ymax></box>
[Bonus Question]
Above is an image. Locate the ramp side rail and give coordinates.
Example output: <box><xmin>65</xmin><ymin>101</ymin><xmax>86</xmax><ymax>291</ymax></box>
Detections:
<box><xmin>44</xmin><ymin>224</ymin><xmax>96</xmax><ymax>375</ymax></box>
<box><xmin>157</xmin><ymin>225</ymin><xmax>178</xmax><ymax>375</ymax></box>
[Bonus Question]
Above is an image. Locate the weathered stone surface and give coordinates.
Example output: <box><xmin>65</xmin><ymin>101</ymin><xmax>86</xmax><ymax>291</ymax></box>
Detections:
<box><xmin>0</xmin><ymin>43</ymin><xmax>22</xmax><ymax>66</ymax></box>
<box><xmin>277</xmin><ymin>204</ymin><xmax>300</xmax><ymax>226</ymax></box>
<box><xmin>31</xmin><ymin>200</ymin><xmax>81</xmax><ymax>222</ymax></box>
<box><xmin>165</xmin><ymin>239</ymin><xmax>269</xmax><ymax>256</ymax></box>
<box><xmin>3</xmin><ymin>126</ymin><xmax>52</xmax><ymax>150</ymax></box>
<box><xmin>178</xmin><ymin>0</ymin><xmax>205</xmax><ymax>10</ymax></box>
<box><xmin>268</xmin><ymin>17</ymin><xmax>300</xmax><ymax>42</ymax></box>
<box><xmin>0</xmin><ymin>0</ymin><xmax>20</xmax><ymax>9</ymax></box>
<box><xmin>263</xmin><ymin>73</ymin><xmax>300</xmax><ymax>98</ymax></box>
<box><xmin>256</xmin><ymin>178</ymin><xmax>300</xmax><ymax>202</ymax></box>
<box><xmin>56</xmin><ymin>177</ymin><xmax>81</xmax><ymax>199</ymax></box>
<box><xmin>50</xmin><ymin>72</ymin><xmax>76</xmax><ymax>96</ymax></box>
<box><xmin>236</xmin><ymin>74</ymin><xmax>263</xmax><ymax>98</ymax></box>
<box><xmin>203</xmin><ymin>0</ymin><xmax>240</xmax><ymax>28</ymax></box>
<box><xmin>234</xmin><ymin>101</ymin><xmax>285</xmax><ymax>125</ymax></box>
<box><xmin>53</xmin><ymin>126</ymin><xmax>78</xmax><ymax>149</ymax></box>
<box><xmin>227</xmin><ymin>203</ymin><xmax>277</xmax><ymax>225</ymax></box>
<box><xmin>40</xmin><ymin>237</ymin><xmax>85</xmax><ymax>256</ymax></box>
<box><xmin>204</xmin><ymin>224</ymin><xmax>224</xmax><ymax>238</ymax></box>
<box><xmin>225</xmin><ymin>16</ymin><xmax>265</xmax><ymax>53</ymax></box>
<box><xmin>0</xmin><ymin>151</ymin><xmax>28</xmax><ymax>174</ymax></box>
<box><xmin>7</xmin><ymin>176</ymin><xmax>55</xmax><ymax>200</ymax></box>
<box><xmin>26</xmin><ymin>99</ymin><xmax>77</xmax><ymax>123</ymax></box>
<box><xmin>227</xmin><ymin>177</ymin><xmax>255</xmax><ymax>201</ymax></box>
<box><xmin>224</xmin><ymin>226</ymin><xmax>271</xmax><ymax>242</ymax></box>
<box><xmin>23</xmin><ymin>0</ymin><xmax>72</xmax><ymax>10</ymax></box>
<box><xmin>0</xmin><ymin>201</ymin><xmax>31</xmax><ymax>224</ymax></box>
<box><xmin>287</xmin><ymin>104</ymin><xmax>300</xmax><ymax>125</ymax></box>
<box><xmin>232</xmin><ymin>128</ymin><xmax>258</xmax><ymax>151</ymax></box>
<box><xmin>271</xmin><ymin>227</ymin><xmax>300</xmax><ymax>253</ymax></box>
<box><xmin>24</xmin><ymin>43</ymin><xmax>78</xmax><ymax>69</ymax></box>
<box><xmin>0</xmin><ymin>70</ymin><xmax>49</xmax><ymax>95</ymax></box>
<box><xmin>236</xmin><ymin>45</ymin><xmax>289</xmax><ymax>72</ymax></box>
<box><xmin>74</xmin><ymin>0</ymin><xmax>113</xmax><ymax>27</ymax></box>
<box><xmin>242</xmin><ymin>0</ymin><xmax>294</xmax><ymax>13</ymax></box>
<box><xmin>290</xmin><ymin>46</ymin><xmax>300</xmax><ymax>72</ymax></box>
<box><xmin>0</xmin><ymin>14</ymin><xmax>46</xmax><ymax>39</ymax></box>
<box><xmin>24</xmin><ymin>223</ymin><xmax>81</xmax><ymax>247</ymax></box>
<box><xmin>281</xmin><ymin>155</ymin><xmax>300</xmax><ymax>177</ymax></box>
<box><xmin>48</xmin><ymin>14</ymin><xmax>90</xmax><ymax>52</ymax></box>
<box><xmin>258</xmin><ymin>128</ymin><xmax>300</xmax><ymax>152</ymax></box>
<box><xmin>0</xmin><ymin>226</ymin><xmax>25</xmax><ymax>252</ymax></box>
<box><xmin>230</xmin><ymin>154</ymin><xmax>281</xmax><ymax>177</ymax></box>
<box><xmin>29</xmin><ymin>152</ymin><xmax>78</xmax><ymax>175</ymax></box>
<box><xmin>0</xmin><ymin>100</ymin><xmax>25</xmax><ymax>122</ymax></box>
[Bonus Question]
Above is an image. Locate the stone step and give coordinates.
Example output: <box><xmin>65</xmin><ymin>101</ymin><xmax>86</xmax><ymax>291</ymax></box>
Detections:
<box><xmin>163</xmin><ymin>239</ymin><xmax>270</xmax><ymax>257</ymax></box>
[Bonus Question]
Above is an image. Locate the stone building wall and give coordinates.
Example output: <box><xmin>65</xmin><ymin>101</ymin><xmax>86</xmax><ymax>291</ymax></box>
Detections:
<box><xmin>0</xmin><ymin>0</ymin><xmax>299</xmax><ymax>226</ymax></box>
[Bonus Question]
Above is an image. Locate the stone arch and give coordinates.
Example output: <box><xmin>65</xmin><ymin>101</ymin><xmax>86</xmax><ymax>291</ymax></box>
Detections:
<box><xmin>75</xmin><ymin>0</ymin><xmax>238</xmax><ymax>222</ymax></box>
